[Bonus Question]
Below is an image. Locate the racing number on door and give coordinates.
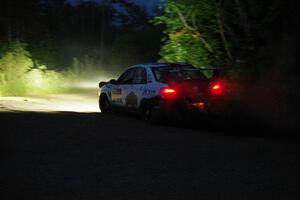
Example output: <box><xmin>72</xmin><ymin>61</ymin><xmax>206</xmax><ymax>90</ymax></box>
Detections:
<box><xmin>111</xmin><ymin>88</ymin><xmax>122</xmax><ymax>103</ymax></box>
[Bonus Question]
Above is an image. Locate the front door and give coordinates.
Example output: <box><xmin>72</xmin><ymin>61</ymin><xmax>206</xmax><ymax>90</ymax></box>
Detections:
<box><xmin>111</xmin><ymin>68</ymin><xmax>135</xmax><ymax>106</ymax></box>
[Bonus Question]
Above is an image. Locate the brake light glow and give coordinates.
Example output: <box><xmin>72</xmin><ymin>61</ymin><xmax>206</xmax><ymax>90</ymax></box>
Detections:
<box><xmin>211</xmin><ymin>83</ymin><xmax>222</xmax><ymax>95</ymax></box>
<box><xmin>160</xmin><ymin>87</ymin><xmax>177</xmax><ymax>99</ymax></box>
<box><xmin>212</xmin><ymin>85</ymin><xmax>220</xmax><ymax>90</ymax></box>
<box><xmin>163</xmin><ymin>88</ymin><xmax>176</xmax><ymax>93</ymax></box>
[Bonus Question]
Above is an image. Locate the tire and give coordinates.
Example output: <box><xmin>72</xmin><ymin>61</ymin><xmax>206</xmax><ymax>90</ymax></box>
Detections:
<box><xmin>142</xmin><ymin>104</ymin><xmax>152</xmax><ymax>121</ymax></box>
<box><xmin>140</xmin><ymin>101</ymin><xmax>160</xmax><ymax>123</ymax></box>
<box><xmin>99</xmin><ymin>94</ymin><xmax>110</xmax><ymax>113</ymax></box>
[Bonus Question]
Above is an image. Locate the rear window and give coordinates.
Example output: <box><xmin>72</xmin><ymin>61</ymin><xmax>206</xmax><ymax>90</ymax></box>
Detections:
<box><xmin>152</xmin><ymin>65</ymin><xmax>207</xmax><ymax>83</ymax></box>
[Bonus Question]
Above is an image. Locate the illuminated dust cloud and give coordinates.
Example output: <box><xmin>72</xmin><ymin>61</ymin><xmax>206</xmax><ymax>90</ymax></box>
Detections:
<box><xmin>0</xmin><ymin>82</ymin><xmax>100</xmax><ymax>113</ymax></box>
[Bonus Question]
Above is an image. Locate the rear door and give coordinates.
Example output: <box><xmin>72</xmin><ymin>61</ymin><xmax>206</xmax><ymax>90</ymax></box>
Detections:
<box><xmin>122</xmin><ymin>67</ymin><xmax>148</xmax><ymax>109</ymax></box>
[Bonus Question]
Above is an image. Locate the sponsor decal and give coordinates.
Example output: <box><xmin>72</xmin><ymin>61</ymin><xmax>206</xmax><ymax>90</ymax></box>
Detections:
<box><xmin>142</xmin><ymin>89</ymin><xmax>156</xmax><ymax>97</ymax></box>
<box><xmin>112</xmin><ymin>88</ymin><xmax>121</xmax><ymax>95</ymax></box>
<box><xmin>126</xmin><ymin>92</ymin><xmax>138</xmax><ymax>107</ymax></box>
<box><xmin>112</xmin><ymin>88</ymin><xmax>122</xmax><ymax>102</ymax></box>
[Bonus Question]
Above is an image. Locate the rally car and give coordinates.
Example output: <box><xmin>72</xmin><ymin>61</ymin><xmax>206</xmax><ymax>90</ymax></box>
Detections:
<box><xmin>98</xmin><ymin>63</ymin><xmax>230</xmax><ymax>121</ymax></box>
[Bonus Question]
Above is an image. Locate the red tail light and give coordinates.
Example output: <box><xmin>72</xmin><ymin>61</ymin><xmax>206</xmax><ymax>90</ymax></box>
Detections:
<box><xmin>160</xmin><ymin>87</ymin><xmax>177</xmax><ymax>99</ymax></box>
<box><xmin>210</xmin><ymin>83</ymin><xmax>222</xmax><ymax>95</ymax></box>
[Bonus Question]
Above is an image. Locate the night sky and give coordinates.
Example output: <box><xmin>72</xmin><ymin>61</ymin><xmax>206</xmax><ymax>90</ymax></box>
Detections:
<box><xmin>69</xmin><ymin>0</ymin><xmax>160</xmax><ymax>11</ymax></box>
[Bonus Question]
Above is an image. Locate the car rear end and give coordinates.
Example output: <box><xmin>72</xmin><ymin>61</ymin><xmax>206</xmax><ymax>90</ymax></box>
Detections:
<box><xmin>151</xmin><ymin>64</ymin><xmax>230</xmax><ymax>118</ymax></box>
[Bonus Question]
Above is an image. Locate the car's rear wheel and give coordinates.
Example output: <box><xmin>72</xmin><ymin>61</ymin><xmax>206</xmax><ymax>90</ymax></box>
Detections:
<box><xmin>142</xmin><ymin>104</ymin><xmax>152</xmax><ymax>121</ymax></box>
<box><xmin>140</xmin><ymin>100</ymin><xmax>160</xmax><ymax>123</ymax></box>
<box><xmin>99</xmin><ymin>94</ymin><xmax>110</xmax><ymax>113</ymax></box>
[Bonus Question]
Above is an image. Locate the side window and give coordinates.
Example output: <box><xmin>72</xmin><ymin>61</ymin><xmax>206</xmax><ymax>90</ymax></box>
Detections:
<box><xmin>117</xmin><ymin>69</ymin><xmax>135</xmax><ymax>84</ymax></box>
<box><xmin>133</xmin><ymin>68</ymin><xmax>147</xmax><ymax>84</ymax></box>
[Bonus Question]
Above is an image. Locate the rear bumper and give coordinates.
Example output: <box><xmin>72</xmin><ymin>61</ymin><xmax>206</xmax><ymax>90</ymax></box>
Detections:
<box><xmin>158</xmin><ymin>96</ymin><xmax>229</xmax><ymax>115</ymax></box>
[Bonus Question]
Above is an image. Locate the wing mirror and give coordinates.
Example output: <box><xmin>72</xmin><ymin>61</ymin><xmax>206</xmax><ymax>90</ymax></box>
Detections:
<box><xmin>99</xmin><ymin>79</ymin><xmax>118</xmax><ymax>88</ymax></box>
<box><xmin>109</xmin><ymin>79</ymin><xmax>118</xmax><ymax>84</ymax></box>
<box><xmin>99</xmin><ymin>81</ymin><xmax>107</xmax><ymax>88</ymax></box>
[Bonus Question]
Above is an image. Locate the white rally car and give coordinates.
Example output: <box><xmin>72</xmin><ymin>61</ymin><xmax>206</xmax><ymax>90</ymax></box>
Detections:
<box><xmin>98</xmin><ymin>63</ymin><xmax>228</xmax><ymax>120</ymax></box>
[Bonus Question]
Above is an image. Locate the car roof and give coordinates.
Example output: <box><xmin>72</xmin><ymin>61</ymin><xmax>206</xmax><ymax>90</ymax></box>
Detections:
<box><xmin>128</xmin><ymin>62</ymin><xmax>192</xmax><ymax>69</ymax></box>
<box><xmin>125</xmin><ymin>63</ymin><xmax>218</xmax><ymax>72</ymax></box>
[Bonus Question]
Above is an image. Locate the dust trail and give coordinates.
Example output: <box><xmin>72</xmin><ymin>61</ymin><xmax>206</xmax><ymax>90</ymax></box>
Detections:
<box><xmin>0</xmin><ymin>82</ymin><xmax>100</xmax><ymax>113</ymax></box>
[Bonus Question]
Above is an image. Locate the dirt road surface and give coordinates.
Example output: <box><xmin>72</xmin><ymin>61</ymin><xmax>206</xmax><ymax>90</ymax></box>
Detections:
<box><xmin>1</xmin><ymin>89</ymin><xmax>299</xmax><ymax>199</ymax></box>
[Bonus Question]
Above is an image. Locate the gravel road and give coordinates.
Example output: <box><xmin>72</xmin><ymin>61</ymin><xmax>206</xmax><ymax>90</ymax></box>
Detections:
<box><xmin>1</xmin><ymin>90</ymin><xmax>299</xmax><ymax>199</ymax></box>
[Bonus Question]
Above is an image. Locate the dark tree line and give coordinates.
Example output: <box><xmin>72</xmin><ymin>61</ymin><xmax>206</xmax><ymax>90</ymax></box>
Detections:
<box><xmin>153</xmin><ymin>0</ymin><xmax>300</xmax><ymax>126</ymax></box>
<box><xmin>0</xmin><ymin>0</ymin><xmax>163</xmax><ymax>70</ymax></box>
<box><xmin>1</xmin><ymin>0</ymin><xmax>299</xmax><ymax>77</ymax></box>
<box><xmin>223</xmin><ymin>0</ymin><xmax>300</xmax><ymax>78</ymax></box>
<box><xmin>154</xmin><ymin>0</ymin><xmax>300</xmax><ymax>80</ymax></box>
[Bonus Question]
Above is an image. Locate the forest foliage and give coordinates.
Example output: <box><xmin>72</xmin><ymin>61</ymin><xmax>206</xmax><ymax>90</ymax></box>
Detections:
<box><xmin>154</xmin><ymin>0</ymin><xmax>300</xmax><ymax>80</ymax></box>
<box><xmin>153</xmin><ymin>0</ymin><xmax>300</xmax><ymax>122</ymax></box>
<box><xmin>0</xmin><ymin>41</ymin><xmax>67</xmax><ymax>96</ymax></box>
<box><xmin>0</xmin><ymin>0</ymin><xmax>299</xmax><ymax>97</ymax></box>
<box><xmin>0</xmin><ymin>0</ymin><xmax>162</xmax><ymax>96</ymax></box>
